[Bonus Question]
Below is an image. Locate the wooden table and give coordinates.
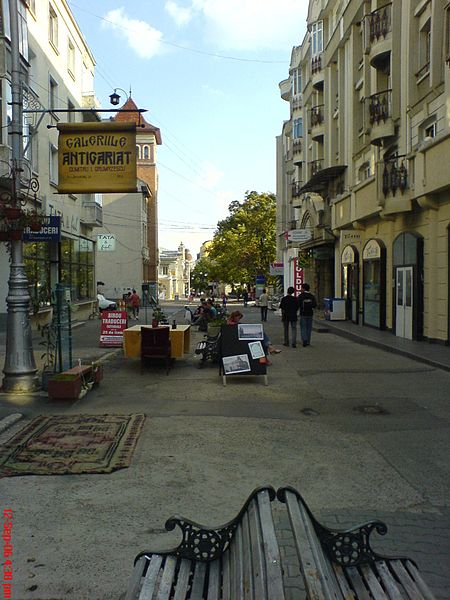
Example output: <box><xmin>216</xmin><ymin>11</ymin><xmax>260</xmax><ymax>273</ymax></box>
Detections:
<box><xmin>123</xmin><ymin>324</ymin><xmax>191</xmax><ymax>359</ymax></box>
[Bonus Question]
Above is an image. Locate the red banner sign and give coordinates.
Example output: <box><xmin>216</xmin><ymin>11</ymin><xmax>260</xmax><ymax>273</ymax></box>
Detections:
<box><xmin>100</xmin><ymin>311</ymin><xmax>128</xmax><ymax>347</ymax></box>
<box><xmin>293</xmin><ymin>258</ymin><xmax>304</xmax><ymax>297</ymax></box>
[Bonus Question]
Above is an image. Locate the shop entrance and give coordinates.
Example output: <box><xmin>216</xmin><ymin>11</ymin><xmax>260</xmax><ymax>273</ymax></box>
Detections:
<box><xmin>395</xmin><ymin>266</ymin><xmax>413</xmax><ymax>339</ymax></box>
<box><xmin>341</xmin><ymin>245</ymin><xmax>359</xmax><ymax>323</ymax></box>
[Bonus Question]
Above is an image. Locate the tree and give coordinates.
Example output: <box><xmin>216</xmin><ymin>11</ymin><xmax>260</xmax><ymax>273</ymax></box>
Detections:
<box><xmin>190</xmin><ymin>257</ymin><xmax>217</xmax><ymax>293</ymax></box>
<box><xmin>208</xmin><ymin>191</ymin><xmax>276</xmax><ymax>286</ymax></box>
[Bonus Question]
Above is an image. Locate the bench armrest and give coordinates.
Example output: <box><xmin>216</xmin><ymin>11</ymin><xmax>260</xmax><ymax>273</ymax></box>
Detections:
<box><xmin>134</xmin><ymin>485</ymin><xmax>276</xmax><ymax>564</ymax></box>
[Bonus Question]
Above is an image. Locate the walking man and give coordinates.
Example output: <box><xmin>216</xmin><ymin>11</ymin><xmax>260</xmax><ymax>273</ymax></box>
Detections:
<box><xmin>259</xmin><ymin>288</ymin><xmax>269</xmax><ymax>322</ymax></box>
<box><xmin>280</xmin><ymin>286</ymin><xmax>298</xmax><ymax>347</ymax></box>
<box><xmin>298</xmin><ymin>282</ymin><xmax>317</xmax><ymax>346</ymax></box>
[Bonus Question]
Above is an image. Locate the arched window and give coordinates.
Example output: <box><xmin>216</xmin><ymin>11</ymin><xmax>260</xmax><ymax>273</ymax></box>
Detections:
<box><xmin>136</xmin><ymin>145</ymin><xmax>141</xmax><ymax>159</ymax></box>
<box><xmin>143</xmin><ymin>145</ymin><xmax>149</xmax><ymax>159</ymax></box>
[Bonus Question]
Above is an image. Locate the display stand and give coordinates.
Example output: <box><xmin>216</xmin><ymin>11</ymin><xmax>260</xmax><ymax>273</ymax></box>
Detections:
<box><xmin>219</xmin><ymin>324</ymin><xmax>268</xmax><ymax>386</ymax></box>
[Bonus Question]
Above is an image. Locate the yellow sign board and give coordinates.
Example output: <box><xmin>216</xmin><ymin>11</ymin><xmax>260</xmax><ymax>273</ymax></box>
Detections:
<box><xmin>57</xmin><ymin>122</ymin><xmax>137</xmax><ymax>193</ymax></box>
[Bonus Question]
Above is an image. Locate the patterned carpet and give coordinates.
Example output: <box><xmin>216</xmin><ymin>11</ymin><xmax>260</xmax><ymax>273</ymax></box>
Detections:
<box><xmin>0</xmin><ymin>414</ymin><xmax>145</xmax><ymax>477</ymax></box>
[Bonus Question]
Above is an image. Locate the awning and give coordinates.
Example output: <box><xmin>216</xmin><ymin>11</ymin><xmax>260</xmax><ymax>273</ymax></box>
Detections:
<box><xmin>299</xmin><ymin>165</ymin><xmax>347</xmax><ymax>194</ymax></box>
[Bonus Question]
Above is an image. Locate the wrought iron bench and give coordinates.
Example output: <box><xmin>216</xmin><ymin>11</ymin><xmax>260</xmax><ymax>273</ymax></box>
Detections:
<box><xmin>125</xmin><ymin>485</ymin><xmax>285</xmax><ymax>600</ymax></box>
<box><xmin>277</xmin><ymin>486</ymin><xmax>436</xmax><ymax>600</ymax></box>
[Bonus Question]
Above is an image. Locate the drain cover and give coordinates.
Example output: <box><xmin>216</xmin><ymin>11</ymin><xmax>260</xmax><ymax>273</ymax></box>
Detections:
<box><xmin>301</xmin><ymin>408</ymin><xmax>319</xmax><ymax>417</ymax></box>
<box><xmin>353</xmin><ymin>405</ymin><xmax>388</xmax><ymax>415</ymax></box>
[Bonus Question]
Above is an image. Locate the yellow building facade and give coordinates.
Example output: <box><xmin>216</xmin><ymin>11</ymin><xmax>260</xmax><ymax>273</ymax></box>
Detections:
<box><xmin>277</xmin><ymin>0</ymin><xmax>450</xmax><ymax>343</ymax></box>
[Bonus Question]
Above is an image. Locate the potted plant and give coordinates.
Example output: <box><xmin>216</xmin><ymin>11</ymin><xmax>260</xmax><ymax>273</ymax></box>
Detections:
<box><xmin>152</xmin><ymin>306</ymin><xmax>167</xmax><ymax>327</ymax></box>
<box><xmin>207</xmin><ymin>315</ymin><xmax>227</xmax><ymax>338</ymax></box>
<box><xmin>48</xmin><ymin>373</ymin><xmax>82</xmax><ymax>399</ymax></box>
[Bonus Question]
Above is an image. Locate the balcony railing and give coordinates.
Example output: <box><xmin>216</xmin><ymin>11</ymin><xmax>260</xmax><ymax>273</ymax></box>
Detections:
<box><xmin>310</xmin><ymin>159</ymin><xmax>323</xmax><ymax>177</ymax></box>
<box><xmin>368</xmin><ymin>89</ymin><xmax>392</xmax><ymax>125</ymax></box>
<box><xmin>292</xmin><ymin>181</ymin><xmax>303</xmax><ymax>198</ymax></box>
<box><xmin>310</xmin><ymin>105</ymin><xmax>324</xmax><ymax>128</ymax></box>
<box><xmin>293</xmin><ymin>139</ymin><xmax>302</xmax><ymax>153</ymax></box>
<box><xmin>81</xmin><ymin>201</ymin><xmax>103</xmax><ymax>226</ymax></box>
<box><xmin>366</xmin><ymin>3</ymin><xmax>392</xmax><ymax>45</ymax></box>
<box><xmin>311</xmin><ymin>54</ymin><xmax>322</xmax><ymax>74</ymax></box>
<box><xmin>292</xmin><ymin>97</ymin><xmax>302</xmax><ymax>111</ymax></box>
<box><xmin>382</xmin><ymin>157</ymin><xmax>408</xmax><ymax>197</ymax></box>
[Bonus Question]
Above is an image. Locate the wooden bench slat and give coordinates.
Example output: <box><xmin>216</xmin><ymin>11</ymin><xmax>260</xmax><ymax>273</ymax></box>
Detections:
<box><xmin>172</xmin><ymin>559</ymin><xmax>191</xmax><ymax>600</ymax></box>
<box><xmin>155</xmin><ymin>556</ymin><xmax>177</xmax><ymax>600</ymax></box>
<box><xmin>138</xmin><ymin>555</ymin><xmax>164</xmax><ymax>600</ymax></box>
<box><xmin>256</xmin><ymin>491</ymin><xmax>285</xmax><ymax>600</ymax></box>
<box><xmin>389</xmin><ymin>560</ymin><xmax>429</xmax><ymax>600</ymax></box>
<box><xmin>125</xmin><ymin>556</ymin><xmax>147</xmax><ymax>600</ymax></box>
<box><xmin>247</xmin><ymin>497</ymin><xmax>267</xmax><ymax>599</ymax></box>
<box><xmin>232</xmin><ymin>523</ymin><xmax>245</xmax><ymax>599</ymax></box>
<box><xmin>222</xmin><ymin>546</ymin><xmax>231</xmax><ymax>600</ymax></box>
<box><xmin>360</xmin><ymin>564</ymin><xmax>390</xmax><ymax>599</ymax></box>
<box><xmin>241</xmin><ymin>513</ymin><xmax>254</xmax><ymax>600</ymax></box>
<box><xmin>332</xmin><ymin>564</ymin><xmax>356</xmax><ymax>600</ymax></box>
<box><xmin>375</xmin><ymin>561</ymin><xmax>405</xmax><ymax>600</ymax></box>
<box><xmin>345</xmin><ymin>566</ymin><xmax>372</xmax><ymax>600</ymax></box>
<box><xmin>190</xmin><ymin>561</ymin><xmax>207</xmax><ymax>599</ymax></box>
<box><xmin>285</xmin><ymin>490</ymin><xmax>341</xmax><ymax>600</ymax></box>
<box><xmin>404</xmin><ymin>560</ymin><xmax>436</xmax><ymax>600</ymax></box>
<box><xmin>206</xmin><ymin>560</ymin><xmax>220</xmax><ymax>600</ymax></box>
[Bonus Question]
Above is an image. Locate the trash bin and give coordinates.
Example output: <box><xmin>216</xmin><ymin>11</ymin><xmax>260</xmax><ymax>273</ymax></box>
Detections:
<box><xmin>325</xmin><ymin>298</ymin><xmax>346</xmax><ymax>320</ymax></box>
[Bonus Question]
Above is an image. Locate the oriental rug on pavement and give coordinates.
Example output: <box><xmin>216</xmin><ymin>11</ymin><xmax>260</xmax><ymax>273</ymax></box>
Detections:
<box><xmin>0</xmin><ymin>413</ymin><xmax>145</xmax><ymax>477</ymax></box>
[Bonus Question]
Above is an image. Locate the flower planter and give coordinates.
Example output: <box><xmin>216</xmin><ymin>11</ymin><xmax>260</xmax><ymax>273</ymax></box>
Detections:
<box><xmin>207</xmin><ymin>324</ymin><xmax>221</xmax><ymax>337</ymax></box>
<box><xmin>152</xmin><ymin>319</ymin><xmax>159</xmax><ymax>328</ymax></box>
<box><xmin>48</xmin><ymin>374</ymin><xmax>82</xmax><ymax>400</ymax></box>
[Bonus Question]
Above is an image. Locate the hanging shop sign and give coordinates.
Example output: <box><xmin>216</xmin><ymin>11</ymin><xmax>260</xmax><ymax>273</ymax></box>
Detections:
<box><xmin>285</xmin><ymin>229</ymin><xmax>312</xmax><ymax>243</ymax></box>
<box><xmin>97</xmin><ymin>234</ymin><xmax>116</xmax><ymax>251</ymax></box>
<box><xmin>100</xmin><ymin>310</ymin><xmax>128</xmax><ymax>347</ymax></box>
<box><xmin>22</xmin><ymin>216</ymin><xmax>61</xmax><ymax>242</ymax></box>
<box><xmin>293</xmin><ymin>258</ymin><xmax>304</xmax><ymax>296</ymax></box>
<box><xmin>269</xmin><ymin>262</ymin><xmax>284</xmax><ymax>275</ymax></box>
<box><xmin>57</xmin><ymin>122</ymin><xmax>137</xmax><ymax>194</ymax></box>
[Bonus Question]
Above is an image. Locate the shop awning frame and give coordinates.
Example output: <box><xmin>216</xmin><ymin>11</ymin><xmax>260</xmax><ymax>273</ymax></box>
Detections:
<box><xmin>299</xmin><ymin>165</ymin><xmax>347</xmax><ymax>194</ymax></box>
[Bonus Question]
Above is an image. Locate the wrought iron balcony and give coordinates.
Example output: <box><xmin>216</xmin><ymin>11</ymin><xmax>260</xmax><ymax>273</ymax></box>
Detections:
<box><xmin>311</xmin><ymin>55</ymin><xmax>322</xmax><ymax>75</ymax></box>
<box><xmin>310</xmin><ymin>105</ymin><xmax>324</xmax><ymax>128</ymax></box>
<box><xmin>293</xmin><ymin>139</ymin><xmax>302</xmax><ymax>153</ymax></box>
<box><xmin>382</xmin><ymin>158</ymin><xmax>408</xmax><ymax>197</ymax></box>
<box><xmin>81</xmin><ymin>201</ymin><xmax>103</xmax><ymax>227</ymax></box>
<box><xmin>366</xmin><ymin>3</ymin><xmax>392</xmax><ymax>44</ymax></box>
<box><xmin>310</xmin><ymin>159</ymin><xmax>323</xmax><ymax>177</ymax></box>
<box><xmin>368</xmin><ymin>90</ymin><xmax>392</xmax><ymax>125</ymax></box>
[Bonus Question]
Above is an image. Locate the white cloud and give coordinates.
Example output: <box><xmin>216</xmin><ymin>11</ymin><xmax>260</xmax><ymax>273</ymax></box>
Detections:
<box><xmin>165</xmin><ymin>1</ymin><xmax>194</xmax><ymax>27</ymax></box>
<box><xmin>201</xmin><ymin>84</ymin><xmax>225</xmax><ymax>97</ymax></box>
<box><xmin>191</xmin><ymin>0</ymin><xmax>308</xmax><ymax>51</ymax></box>
<box><xmin>196</xmin><ymin>162</ymin><xmax>224</xmax><ymax>190</ymax></box>
<box><xmin>103</xmin><ymin>8</ymin><xmax>164</xmax><ymax>59</ymax></box>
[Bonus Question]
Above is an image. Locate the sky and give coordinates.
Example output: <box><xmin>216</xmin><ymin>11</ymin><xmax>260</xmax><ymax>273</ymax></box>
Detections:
<box><xmin>68</xmin><ymin>0</ymin><xmax>308</xmax><ymax>256</ymax></box>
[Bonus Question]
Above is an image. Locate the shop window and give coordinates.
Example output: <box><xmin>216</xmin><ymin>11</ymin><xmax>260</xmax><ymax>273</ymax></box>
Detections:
<box><xmin>24</xmin><ymin>242</ymin><xmax>51</xmax><ymax>311</ymax></box>
<box><xmin>393</xmin><ymin>232</ymin><xmax>420</xmax><ymax>266</ymax></box>
<box><xmin>60</xmin><ymin>237</ymin><xmax>95</xmax><ymax>301</ymax></box>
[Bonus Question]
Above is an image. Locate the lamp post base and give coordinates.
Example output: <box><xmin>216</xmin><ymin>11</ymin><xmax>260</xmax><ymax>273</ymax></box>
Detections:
<box><xmin>2</xmin><ymin>372</ymin><xmax>40</xmax><ymax>393</ymax></box>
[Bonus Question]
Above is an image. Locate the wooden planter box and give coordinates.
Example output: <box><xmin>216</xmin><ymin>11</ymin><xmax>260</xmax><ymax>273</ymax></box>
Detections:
<box><xmin>48</xmin><ymin>374</ymin><xmax>82</xmax><ymax>399</ymax></box>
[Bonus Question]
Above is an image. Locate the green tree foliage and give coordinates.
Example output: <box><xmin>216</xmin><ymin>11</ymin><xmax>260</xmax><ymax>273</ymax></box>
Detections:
<box><xmin>208</xmin><ymin>191</ymin><xmax>276</xmax><ymax>285</ymax></box>
<box><xmin>190</xmin><ymin>257</ymin><xmax>217</xmax><ymax>293</ymax></box>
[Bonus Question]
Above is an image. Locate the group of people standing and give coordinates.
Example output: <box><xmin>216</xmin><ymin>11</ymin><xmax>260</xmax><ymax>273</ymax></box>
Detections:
<box><xmin>280</xmin><ymin>283</ymin><xmax>317</xmax><ymax>348</ymax></box>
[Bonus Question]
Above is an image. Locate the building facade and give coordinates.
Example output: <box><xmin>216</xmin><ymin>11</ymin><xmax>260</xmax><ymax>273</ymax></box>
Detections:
<box><xmin>96</xmin><ymin>97</ymin><xmax>162</xmax><ymax>302</ymax></box>
<box><xmin>158</xmin><ymin>243</ymin><xmax>193</xmax><ymax>300</ymax></box>
<box><xmin>277</xmin><ymin>0</ymin><xmax>450</xmax><ymax>343</ymax></box>
<box><xmin>0</xmin><ymin>0</ymin><xmax>102</xmax><ymax>326</ymax></box>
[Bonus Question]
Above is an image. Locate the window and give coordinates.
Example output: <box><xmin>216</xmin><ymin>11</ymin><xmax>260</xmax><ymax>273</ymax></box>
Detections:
<box><xmin>291</xmin><ymin>68</ymin><xmax>302</xmax><ymax>96</ymax></box>
<box><xmin>1</xmin><ymin>0</ymin><xmax>11</xmax><ymax>39</ymax></box>
<box><xmin>68</xmin><ymin>39</ymin><xmax>75</xmax><ymax>78</ymax></box>
<box><xmin>23</xmin><ymin>122</ymin><xmax>39</xmax><ymax>171</ymax></box>
<box><xmin>49</xmin><ymin>143</ymin><xmax>58</xmax><ymax>184</ymax></box>
<box><xmin>18</xmin><ymin>0</ymin><xmax>28</xmax><ymax>60</ymax></box>
<box><xmin>424</xmin><ymin>122</ymin><xmax>436</xmax><ymax>139</ymax></box>
<box><xmin>60</xmin><ymin>238</ymin><xmax>95</xmax><ymax>301</ymax></box>
<box><xmin>28</xmin><ymin>0</ymin><xmax>36</xmax><ymax>15</ymax></box>
<box><xmin>311</xmin><ymin>21</ymin><xmax>323</xmax><ymax>56</ymax></box>
<box><xmin>67</xmin><ymin>99</ymin><xmax>75</xmax><ymax>123</ymax></box>
<box><xmin>143</xmin><ymin>145</ymin><xmax>149</xmax><ymax>159</ymax></box>
<box><xmin>162</xmin><ymin>266</ymin><xmax>169</xmax><ymax>276</ymax></box>
<box><xmin>136</xmin><ymin>145</ymin><xmax>141</xmax><ymax>159</ymax></box>
<box><xmin>49</xmin><ymin>75</ymin><xmax>57</xmax><ymax>111</ymax></box>
<box><xmin>418</xmin><ymin>18</ymin><xmax>431</xmax><ymax>76</ymax></box>
<box><xmin>49</xmin><ymin>3</ymin><xmax>58</xmax><ymax>49</ymax></box>
<box><xmin>293</xmin><ymin>118</ymin><xmax>303</xmax><ymax>139</ymax></box>
<box><xmin>24</xmin><ymin>242</ymin><xmax>51</xmax><ymax>310</ymax></box>
<box><xmin>446</xmin><ymin>7</ymin><xmax>450</xmax><ymax>60</ymax></box>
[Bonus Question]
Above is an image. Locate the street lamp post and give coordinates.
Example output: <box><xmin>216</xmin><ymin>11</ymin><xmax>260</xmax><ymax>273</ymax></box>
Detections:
<box><xmin>2</xmin><ymin>0</ymin><xmax>39</xmax><ymax>392</ymax></box>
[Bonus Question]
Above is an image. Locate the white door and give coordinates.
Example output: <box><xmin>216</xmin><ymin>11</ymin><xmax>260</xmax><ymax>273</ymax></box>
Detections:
<box><xmin>396</xmin><ymin>267</ymin><xmax>413</xmax><ymax>339</ymax></box>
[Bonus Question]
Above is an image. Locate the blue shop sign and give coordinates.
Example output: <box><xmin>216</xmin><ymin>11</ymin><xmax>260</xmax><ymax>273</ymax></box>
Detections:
<box><xmin>255</xmin><ymin>275</ymin><xmax>266</xmax><ymax>284</ymax></box>
<box><xmin>23</xmin><ymin>216</ymin><xmax>61</xmax><ymax>242</ymax></box>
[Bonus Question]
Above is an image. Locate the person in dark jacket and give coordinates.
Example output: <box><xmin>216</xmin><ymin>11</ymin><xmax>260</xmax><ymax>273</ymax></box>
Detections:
<box><xmin>280</xmin><ymin>286</ymin><xmax>299</xmax><ymax>347</ymax></box>
<box><xmin>298</xmin><ymin>282</ymin><xmax>317</xmax><ymax>346</ymax></box>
